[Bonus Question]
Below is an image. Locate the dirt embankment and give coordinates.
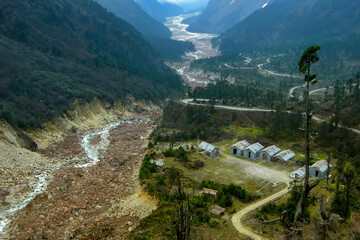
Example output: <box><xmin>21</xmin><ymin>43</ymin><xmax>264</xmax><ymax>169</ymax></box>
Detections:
<box><xmin>1</xmin><ymin>98</ymin><xmax>161</xmax><ymax>239</ymax></box>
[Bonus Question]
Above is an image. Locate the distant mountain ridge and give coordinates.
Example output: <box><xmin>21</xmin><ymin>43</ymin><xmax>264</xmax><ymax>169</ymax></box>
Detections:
<box><xmin>135</xmin><ymin>0</ymin><xmax>184</xmax><ymax>22</ymax></box>
<box><xmin>218</xmin><ymin>0</ymin><xmax>360</xmax><ymax>52</ymax></box>
<box><xmin>95</xmin><ymin>0</ymin><xmax>171</xmax><ymax>38</ymax></box>
<box><xmin>95</xmin><ymin>0</ymin><xmax>195</xmax><ymax>60</ymax></box>
<box><xmin>0</xmin><ymin>0</ymin><xmax>183</xmax><ymax>128</ymax></box>
<box><xmin>187</xmin><ymin>0</ymin><xmax>270</xmax><ymax>34</ymax></box>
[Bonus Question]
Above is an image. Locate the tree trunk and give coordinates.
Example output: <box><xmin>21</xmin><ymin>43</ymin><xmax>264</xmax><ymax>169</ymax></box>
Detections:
<box><xmin>294</xmin><ymin>79</ymin><xmax>311</xmax><ymax>223</ymax></box>
<box><xmin>326</xmin><ymin>153</ymin><xmax>331</xmax><ymax>185</ymax></box>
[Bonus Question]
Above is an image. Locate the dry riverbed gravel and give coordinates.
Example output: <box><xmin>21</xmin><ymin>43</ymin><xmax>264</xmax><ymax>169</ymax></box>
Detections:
<box><xmin>3</xmin><ymin>107</ymin><xmax>160</xmax><ymax>240</ymax></box>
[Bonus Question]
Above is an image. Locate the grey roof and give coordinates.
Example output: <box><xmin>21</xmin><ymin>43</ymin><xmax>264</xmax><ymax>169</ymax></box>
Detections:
<box><xmin>245</xmin><ymin>143</ymin><xmax>264</xmax><ymax>153</ymax></box>
<box><xmin>275</xmin><ymin>150</ymin><xmax>296</xmax><ymax>161</ymax></box>
<box><xmin>260</xmin><ymin>145</ymin><xmax>281</xmax><ymax>156</ymax></box>
<box><xmin>231</xmin><ymin>140</ymin><xmax>250</xmax><ymax>150</ymax></box>
<box><xmin>210</xmin><ymin>205</ymin><xmax>225</xmax><ymax>216</ymax></box>
<box><xmin>150</xmin><ymin>160</ymin><xmax>164</xmax><ymax>167</ymax></box>
<box><xmin>311</xmin><ymin>160</ymin><xmax>332</xmax><ymax>173</ymax></box>
<box><xmin>199</xmin><ymin>142</ymin><xmax>219</xmax><ymax>152</ymax></box>
<box><xmin>290</xmin><ymin>166</ymin><xmax>306</xmax><ymax>179</ymax></box>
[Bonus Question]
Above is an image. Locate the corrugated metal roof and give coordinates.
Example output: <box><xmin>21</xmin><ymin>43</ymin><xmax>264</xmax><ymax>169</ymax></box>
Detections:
<box><xmin>232</xmin><ymin>140</ymin><xmax>250</xmax><ymax>150</ymax></box>
<box><xmin>275</xmin><ymin>150</ymin><xmax>295</xmax><ymax>161</ymax></box>
<box><xmin>245</xmin><ymin>143</ymin><xmax>264</xmax><ymax>153</ymax></box>
<box><xmin>199</xmin><ymin>142</ymin><xmax>219</xmax><ymax>152</ymax></box>
<box><xmin>290</xmin><ymin>166</ymin><xmax>306</xmax><ymax>179</ymax></box>
<box><xmin>260</xmin><ymin>145</ymin><xmax>281</xmax><ymax>156</ymax></box>
<box><xmin>311</xmin><ymin>160</ymin><xmax>331</xmax><ymax>173</ymax></box>
<box><xmin>210</xmin><ymin>206</ymin><xmax>225</xmax><ymax>216</ymax></box>
<box><xmin>202</xmin><ymin>188</ymin><xmax>218</xmax><ymax>196</ymax></box>
<box><xmin>150</xmin><ymin>160</ymin><xmax>164</xmax><ymax>167</ymax></box>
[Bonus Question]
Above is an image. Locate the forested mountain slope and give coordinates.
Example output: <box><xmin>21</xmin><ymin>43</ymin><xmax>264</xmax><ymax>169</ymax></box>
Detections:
<box><xmin>95</xmin><ymin>0</ymin><xmax>195</xmax><ymax>60</ymax></box>
<box><xmin>218</xmin><ymin>0</ymin><xmax>360</xmax><ymax>51</ymax></box>
<box><xmin>0</xmin><ymin>0</ymin><xmax>183</xmax><ymax>128</ymax></box>
<box><xmin>135</xmin><ymin>0</ymin><xmax>183</xmax><ymax>22</ymax></box>
<box><xmin>95</xmin><ymin>0</ymin><xmax>171</xmax><ymax>39</ymax></box>
<box><xmin>187</xmin><ymin>0</ymin><xmax>270</xmax><ymax>34</ymax></box>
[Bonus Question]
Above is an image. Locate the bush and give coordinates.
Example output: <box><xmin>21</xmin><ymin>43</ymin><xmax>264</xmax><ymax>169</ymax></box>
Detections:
<box><xmin>208</xmin><ymin>219</ymin><xmax>220</xmax><ymax>228</ymax></box>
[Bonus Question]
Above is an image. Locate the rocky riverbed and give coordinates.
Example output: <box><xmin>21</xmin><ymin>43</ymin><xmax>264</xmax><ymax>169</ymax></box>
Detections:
<box><xmin>0</xmin><ymin>100</ymin><xmax>160</xmax><ymax>239</ymax></box>
<box><xmin>165</xmin><ymin>14</ymin><xmax>221</xmax><ymax>88</ymax></box>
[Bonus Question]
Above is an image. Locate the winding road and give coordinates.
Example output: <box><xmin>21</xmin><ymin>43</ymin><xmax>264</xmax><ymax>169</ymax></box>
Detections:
<box><xmin>232</xmin><ymin>186</ymin><xmax>289</xmax><ymax>240</ymax></box>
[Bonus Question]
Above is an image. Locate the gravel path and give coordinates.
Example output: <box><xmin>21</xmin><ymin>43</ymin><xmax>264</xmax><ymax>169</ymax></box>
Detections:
<box><xmin>231</xmin><ymin>186</ymin><xmax>289</xmax><ymax>240</ymax></box>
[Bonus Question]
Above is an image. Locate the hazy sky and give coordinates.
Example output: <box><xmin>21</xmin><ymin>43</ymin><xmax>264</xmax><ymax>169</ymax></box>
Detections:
<box><xmin>160</xmin><ymin>0</ymin><xmax>207</xmax><ymax>5</ymax></box>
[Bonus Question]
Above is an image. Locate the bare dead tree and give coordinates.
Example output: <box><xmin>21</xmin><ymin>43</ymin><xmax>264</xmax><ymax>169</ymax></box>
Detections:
<box><xmin>173</xmin><ymin>178</ymin><xmax>193</xmax><ymax>240</ymax></box>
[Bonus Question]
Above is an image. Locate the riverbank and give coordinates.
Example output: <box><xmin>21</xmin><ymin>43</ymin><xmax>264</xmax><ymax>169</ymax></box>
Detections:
<box><xmin>0</xmin><ymin>99</ymin><xmax>161</xmax><ymax>239</ymax></box>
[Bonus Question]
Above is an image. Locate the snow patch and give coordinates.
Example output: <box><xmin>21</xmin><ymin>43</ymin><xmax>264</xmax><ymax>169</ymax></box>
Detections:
<box><xmin>262</xmin><ymin>2</ymin><xmax>268</xmax><ymax>8</ymax></box>
<box><xmin>230</xmin><ymin>0</ymin><xmax>236</xmax><ymax>5</ymax></box>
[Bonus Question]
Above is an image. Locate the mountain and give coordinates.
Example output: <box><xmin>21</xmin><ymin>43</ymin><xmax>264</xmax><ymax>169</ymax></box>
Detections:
<box><xmin>95</xmin><ymin>0</ymin><xmax>171</xmax><ymax>38</ymax></box>
<box><xmin>0</xmin><ymin>0</ymin><xmax>183</xmax><ymax>128</ymax></box>
<box><xmin>135</xmin><ymin>0</ymin><xmax>184</xmax><ymax>22</ymax></box>
<box><xmin>95</xmin><ymin>0</ymin><xmax>195</xmax><ymax>60</ymax></box>
<box><xmin>218</xmin><ymin>0</ymin><xmax>360</xmax><ymax>52</ymax></box>
<box><xmin>187</xmin><ymin>0</ymin><xmax>270</xmax><ymax>34</ymax></box>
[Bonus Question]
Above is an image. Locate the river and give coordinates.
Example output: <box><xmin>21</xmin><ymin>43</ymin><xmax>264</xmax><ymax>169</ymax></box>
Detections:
<box><xmin>164</xmin><ymin>14</ymin><xmax>219</xmax><ymax>87</ymax></box>
<box><xmin>0</xmin><ymin>118</ymin><xmax>148</xmax><ymax>238</ymax></box>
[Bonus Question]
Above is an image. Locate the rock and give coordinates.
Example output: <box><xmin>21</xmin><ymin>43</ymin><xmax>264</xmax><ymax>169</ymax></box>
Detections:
<box><xmin>32</xmin><ymin>229</ymin><xmax>43</xmax><ymax>240</ymax></box>
<box><xmin>0</xmin><ymin>189</ymin><xmax>10</xmax><ymax>197</ymax></box>
<box><xmin>43</xmin><ymin>230</ymin><xmax>53</xmax><ymax>239</ymax></box>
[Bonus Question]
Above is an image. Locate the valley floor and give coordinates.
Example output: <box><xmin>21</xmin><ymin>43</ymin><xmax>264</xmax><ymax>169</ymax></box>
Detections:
<box><xmin>0</xmin><ymin>100</ymin><xmax>162</xmax><ymax>239</ymax></box>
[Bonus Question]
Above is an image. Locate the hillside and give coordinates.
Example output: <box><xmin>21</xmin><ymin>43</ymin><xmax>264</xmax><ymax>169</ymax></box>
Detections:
<box><xmin>95</xmin><ymin>0</ymin><xmax>171</xmax><ymax>38</ymax></box>
<box><xmin>187</xmin><ymin>0</ymin><xmax>270</xmax><ymax>34</ymax></box>
<box><xmin>135</xmin><ymin>0</ymin><xmax>183</xmax><ymax>22</ymax></box>
<box><xmin>218</xmin><ymin>0</ymin><xmax>360</xmax><ymax>51</ymax></box>
<box><xmin>95</xmin><ymin>0</ymin><xmax>195</xmax><ymax>60</ymax></box>
<box><xmin>0</xmin><ymin>0</ymin><xmax>183</xmax><ymax>128</ymax></box>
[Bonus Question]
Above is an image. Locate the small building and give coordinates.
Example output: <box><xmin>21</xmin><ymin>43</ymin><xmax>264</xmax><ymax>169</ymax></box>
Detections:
<box><xmin>310</xmin><ymin>160</ymin><xmax>332</xmax><ymax>179</ymax></box>
<box><xmin>259</xmin><ymin>145</ymin><xmax>281</xmax><ymax>162</ymax></box>
<box><xmin>230</xmin><ymin>140</ymin><xmax>250</xmax><ymax>157</ymax></box>
<box><xmin>150</xmin><ymin>159</ymin><xmax>165</xmax><ymax>168</ymax></box>
<box><xmin>275</xmin><ymin>150</ymin><xmax>296</xmax><ymax>162</ymax></box>
<box><xmin>201</xmin><ymin>188</ymin><xmax>218</xmax><ymax>197</ymax></box>
<box><xmin>210</xmin><ymin>206</ymin><xmax>226</xmax><ymax>217</ymax></box>
<box><xmin>243</xmin><ymin>143</ymin><xmax>264</xmax><ymax>160</ymax></box>
<box><xmin>290</xmin><ymin>166</ymin><xmax>306</xmax><ymax>180</ymax></box>
<box><xmin>199</xmin><ymin>142</ymin><xmax>220</xmax><ymax>158</ymax></box>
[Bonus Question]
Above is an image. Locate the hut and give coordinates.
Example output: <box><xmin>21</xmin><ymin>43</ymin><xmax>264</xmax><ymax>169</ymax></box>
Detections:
<box><xmin>290</xmin><ymin>166</ymin><xmax>306</xmax><ymax>180</ymax></box>
<box><xmin>275</xmin><ymin>150</ymin><xmax>296</xmax><ymax>162</ymax></box>
<box><xmin>210</xmin><ymin>206</ymin><xmax>225</xmax><ymax>217</ymax></box>
<box><xmin>201</xmin><ymin>188</ymin><xmax>218</xmax><ymax>197</ymax></box>
<box><xmin>150</xmin><ymin>160</ymin><xmax>165</xmax><ymax>169</ymax></box>
<box><xmin>310</xmin><ymin>160</ymin><xmax>332</xmax><ymax>179</ymax></box>
<box><xmin>199</xmin><ymin>142</ymin><xmax>220</xmax><ymax>158</ymax></box>
<box><xmin>230</xmin><ymin>140</ymin><xmax>250</xmax><ymax>157</ymax></box>
<box><xmin>243</xmin><ymin>143</ymin><xmax>264</xmax><ymax>160</ymax></box>
<box><xmin>259</xmin><ymin>145</ymin><xmax>281</xmax><ymax>162</ymax></box>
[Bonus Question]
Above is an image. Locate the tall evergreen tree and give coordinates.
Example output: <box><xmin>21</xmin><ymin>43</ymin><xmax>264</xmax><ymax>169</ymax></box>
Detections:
<box><xmin>294</xmin><ymin>45</ymin><xmax>321</xmax><ymax>223</ymax></box>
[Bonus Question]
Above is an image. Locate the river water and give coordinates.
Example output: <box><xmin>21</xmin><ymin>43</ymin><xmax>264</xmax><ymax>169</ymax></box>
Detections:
<box><xmin>0</xmin><ymin>118</ymin><xmax>149</xmax><ymax>238</ymax></box>
<box><xmin>164</xmin><ymin>14</ymin><xmax>219</xmax><ymax>87</ymax></box>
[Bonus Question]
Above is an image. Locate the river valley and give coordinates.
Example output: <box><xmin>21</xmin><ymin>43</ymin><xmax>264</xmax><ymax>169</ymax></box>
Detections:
<box><xmin>0</xmin><ymin>102</ymin><xmax>160</xmax><ymax>239</ymax></box>
<box><xmin>165</xmin><ymin>14</ymin><xmax>220</xmax><ymax>88</ymax></box>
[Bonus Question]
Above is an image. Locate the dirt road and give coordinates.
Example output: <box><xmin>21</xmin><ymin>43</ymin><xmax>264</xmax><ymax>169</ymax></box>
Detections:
<box><xmin>232</xmin><ymin>186</ymin><xmax>289</xmax><ymax>240</ymax></box>
<box><xmin>222</xmin><ymin>154</ymin><xmax>291</xmax><ymax>239</ymax></box>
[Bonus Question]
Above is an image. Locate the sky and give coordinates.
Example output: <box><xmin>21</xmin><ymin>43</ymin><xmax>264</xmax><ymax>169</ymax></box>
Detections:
<box><xmin>160</xmin><ymin>0</ymin><xmax>208</xmax><ymax>5</ymax></box>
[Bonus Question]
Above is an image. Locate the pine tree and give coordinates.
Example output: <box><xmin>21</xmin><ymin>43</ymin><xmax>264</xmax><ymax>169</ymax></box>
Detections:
<box><xmin>294</xmin><ymin>45</ymin><xmax>321</xmax><ymax>223</ymax></box>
